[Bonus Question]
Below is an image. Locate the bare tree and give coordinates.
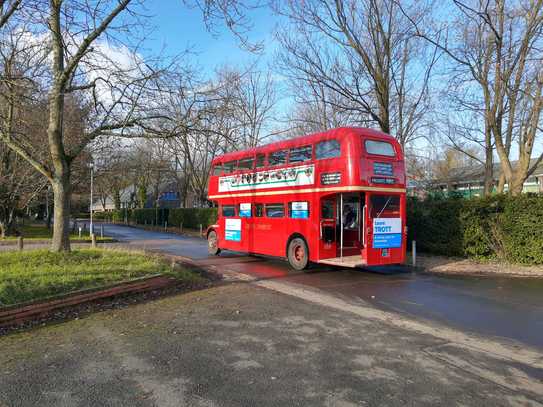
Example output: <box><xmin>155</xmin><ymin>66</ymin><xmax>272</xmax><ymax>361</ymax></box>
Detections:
<box><xmin>0</xmin><ymin>0</ymin><xmax>22</xmax><ymax>29</ymax></box>
<box><xmin>404</xmin><ymin>0</ymin><xmax>543</xmax><ymax>196</ymax></box>
<box><xmin>275</xmin><ymin>0</ymin><xmax>439</xmax><ymax>147</ymax></box>
<box><xmin>0</xmin><ymin>0</ymin><xmax>259</xmax><ymax>251</ymax></box>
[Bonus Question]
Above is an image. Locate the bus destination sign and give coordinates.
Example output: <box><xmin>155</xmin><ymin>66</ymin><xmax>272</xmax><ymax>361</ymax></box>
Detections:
<box><xmin>320</xmin><ymin>172</ymin><xmax>341</xmax><ymax>185</ymax></box>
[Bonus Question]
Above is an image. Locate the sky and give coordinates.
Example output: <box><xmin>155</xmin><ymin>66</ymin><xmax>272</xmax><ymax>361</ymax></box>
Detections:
<box><xmin>140</xmin><ymin>1</ymin><xmax>281</xmax><ymax>76</ymax></box>
<box><xmin>126</xmin><ymin>1</ymin><xmax>542</xmax><ymax>161</ymax></box>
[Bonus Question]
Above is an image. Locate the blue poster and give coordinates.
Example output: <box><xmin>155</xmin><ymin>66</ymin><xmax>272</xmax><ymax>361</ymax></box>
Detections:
<box><xmin>372</xmin><ymin>218</ymin><xmax>402</xmax><ymax>249</ymax></box>
<box><xmin>225</xmin><ymin>219</ymin><xmax>241</xmax><ymax>242</ymax></box>
<box><xmin>239</xmin><ymin>203</ymin><xmax>251</xmax><ymax>217</ymax></box>
<box><xmin>291</xmin><ymin>202</ymin><xmax>309</xmax><ymax>219</ymax></box>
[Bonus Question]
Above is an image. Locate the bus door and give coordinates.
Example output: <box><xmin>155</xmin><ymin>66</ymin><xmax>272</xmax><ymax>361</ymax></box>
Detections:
<box><xmin>337</xmin><ymin>193</ymin><xmax>363</xmax><ymax>257</ymax></box>
<box><xmin>319</xmin><ymin>193</ymin><xmax>365</xmax><ymax>259</ymax></box>
<box><xmin>319</xmin><ymin>197</ymin><xmax>337</xmax><ymax>259</ymax></box>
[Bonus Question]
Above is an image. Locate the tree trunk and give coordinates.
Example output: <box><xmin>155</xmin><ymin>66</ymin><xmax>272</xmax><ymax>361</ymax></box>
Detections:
<box><xmin>483</xmin><ymin>143</ymin><xmax>494</xmax><ymax>196</ymax></box>
<box><xmin>509</xmin><ymin>175</ymin><xmax>525</xmax><ymax>196</ymax></box>
<box><xmin>497</xmin><ymin>172</ymin><xmax>506</xmax><ymax>194</ymax></box>
<box><xmin>51</xmin><ymin>175</ymin><xmax>71</xmax><ymax>252</ymax></box>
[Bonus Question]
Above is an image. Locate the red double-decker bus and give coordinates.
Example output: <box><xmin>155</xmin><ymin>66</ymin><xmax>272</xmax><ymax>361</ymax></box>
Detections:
<box><xmin>206</xmin><ymin>127</ymin><xmax>406</xmax><ymax>270</ymax></box>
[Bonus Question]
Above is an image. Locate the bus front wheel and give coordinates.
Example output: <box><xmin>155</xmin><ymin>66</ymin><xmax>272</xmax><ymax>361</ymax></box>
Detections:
<box><xmin>287</xmin><ymin>237</ymin><xmax>309</xmax><ymax>271</ymax></box>
<box><xmin>207</xmin><ymin>230</ymin><xmax>221</xmax><ymax>255</ymax></box>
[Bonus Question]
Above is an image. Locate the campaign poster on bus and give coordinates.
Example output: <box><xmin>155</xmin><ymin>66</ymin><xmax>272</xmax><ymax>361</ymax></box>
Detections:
<box><xmin>291</xmin><ymin>202</ymin><xmax>309</xmax><ymax>219</ymax></box>
<box><xmin>372</xmin><ymin>218</ymin><xmax>402</xmax><ymax>248</ymax></box>
<box><xmin>225</xmin><ymin>218</ymin><xmax>241</xmax><ymax>241</ymax></box>
<box><xmin>239</xmin><ymin>203</ymin><xmax>251</xmax><ymax>217</ymax></box>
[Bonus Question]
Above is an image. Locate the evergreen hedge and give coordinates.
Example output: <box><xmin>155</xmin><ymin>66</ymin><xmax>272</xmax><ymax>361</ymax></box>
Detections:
<box><xmin>168</xmin><ymin>208</ymin><xmax>218</xmax><ymax>229</ymax></box>
<box><xmin>407</xmin><ymin>194</ymin><xmax>543</xmax><ymax>264</ymax></box>
<box><xmin>93</xmin><ymin>207</ymin><xmax>217</xmax><ymax>230</ymax></box>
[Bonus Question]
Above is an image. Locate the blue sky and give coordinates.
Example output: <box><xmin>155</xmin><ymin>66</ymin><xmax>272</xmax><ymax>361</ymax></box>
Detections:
<box><xmin>141</xmin><ymin>1</ymin><xmax>280</xmax><ymax>75</ymax></box>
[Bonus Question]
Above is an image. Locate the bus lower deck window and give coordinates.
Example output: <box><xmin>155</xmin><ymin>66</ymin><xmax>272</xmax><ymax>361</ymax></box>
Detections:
<box><xmin>222</xmin><ymin>205</ymin><xmax>236</xmax><ymax>217</ymax></box>
<box><xmin>254</xmin><ymin>204</ymin><xmax>264</xmax><ymax>217</ymax></box>
<box><xmin>370</xmin><ymin>195</ymin><xmax>400</xmax><ymax>218</ymax></box>
<box><xmin>265</xmin><ymin>203</ymin><xmax>284</xmax><ymax>218</ymax></box>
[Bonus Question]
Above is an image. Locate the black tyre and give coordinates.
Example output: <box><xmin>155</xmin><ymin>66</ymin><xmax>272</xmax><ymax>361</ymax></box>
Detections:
<box><xmin>287</xmin><ymin>237</ymin><xmax>309</xmax><ymax>271</ymax></box>
<box><xmin>207</xmin><ymin>230</ymin><xmax>221</xmax><ymax>255</ymax></box>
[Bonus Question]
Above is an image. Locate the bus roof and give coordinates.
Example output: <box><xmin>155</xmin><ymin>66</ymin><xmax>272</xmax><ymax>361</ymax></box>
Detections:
<box><xmin>212</xmin><ymin>127</ymin><xmax>397</xmax><ymax>164</ymax></box>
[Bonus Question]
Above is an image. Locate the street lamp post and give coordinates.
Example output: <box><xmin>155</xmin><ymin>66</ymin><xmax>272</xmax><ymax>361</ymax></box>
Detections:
<box><xmin>90</xmin><ymin>163</ymin><xmax>94</xmax><ymax>235</ymax></box>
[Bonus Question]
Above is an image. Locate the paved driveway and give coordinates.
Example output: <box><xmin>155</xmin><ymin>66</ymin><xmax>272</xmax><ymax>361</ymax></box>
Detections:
<box><xmin>1</xmin><ymin>223</ymin><xmax>542</xmax><ymax>406</ymax></box>
<box><xmin>103</xmin><ymin>223</ymin><xmax>543</xmax><ymax>349</ymax></box>
<box><xmin>1</xmin><ymin>284</ymin><xmax>542</xmax><ymax>406</ymax></box>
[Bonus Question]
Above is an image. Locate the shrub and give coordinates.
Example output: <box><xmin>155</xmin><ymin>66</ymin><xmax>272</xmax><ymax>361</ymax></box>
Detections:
<box><xmin>407</xmin><ymin>194</ymin><xmax>543</xmax><ymax>265</ymax></box>
<box><xmin>168</xmin><ymin>208</ymin><xmax>217</xmax><ymax>229</ymax></box>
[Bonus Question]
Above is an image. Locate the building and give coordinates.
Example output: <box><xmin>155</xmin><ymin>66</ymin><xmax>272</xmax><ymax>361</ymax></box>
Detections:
<box><xmin>91</xmin><ymin>183</ymin><xmax>182</xmax><ymax>212</ymax></box>
<box><xmin>409</xmin><ymin>159</ymin><xmax>543</xmax><ymax>197</ymax></box>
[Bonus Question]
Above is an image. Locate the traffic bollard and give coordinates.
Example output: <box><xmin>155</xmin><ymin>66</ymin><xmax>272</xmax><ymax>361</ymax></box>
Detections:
<box><xmin>412</xmin><ymin>240</ymin><xmax>416</xmax><ymax>267</ymax></box>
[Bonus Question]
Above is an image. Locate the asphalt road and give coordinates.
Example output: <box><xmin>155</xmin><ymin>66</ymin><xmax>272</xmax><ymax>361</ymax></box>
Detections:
<box><xmin>101</xmin><ymin>223</ymin><xmax>543</xmax><ymax>350</ymax></box>
<box><xmin>2</xmin><ymin>223</ymin><xmax>543</xmax><ymax>406</ymax></box>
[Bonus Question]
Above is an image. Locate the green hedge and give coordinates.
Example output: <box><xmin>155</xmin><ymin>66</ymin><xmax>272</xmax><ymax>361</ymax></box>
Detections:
<box><xmin>92</xmin><ymin>207</ymin><xmax>217</xmax><ymax>230</ymax></box>
<box><xmin>168</xmin><ymin>208</ymin><xmax>217</xmax><ymax>229</ymax></box>
<box><xmin>407</xmin><ymin>194</ymin><xmax>543</xmax><ymax>264</ymax></box>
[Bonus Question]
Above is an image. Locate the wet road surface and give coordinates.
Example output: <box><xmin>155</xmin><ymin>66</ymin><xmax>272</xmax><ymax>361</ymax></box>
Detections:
<box><xmin>102</xmin><ymin>223</ymin><xmax>543</xmax><ymax>349</ymax></box>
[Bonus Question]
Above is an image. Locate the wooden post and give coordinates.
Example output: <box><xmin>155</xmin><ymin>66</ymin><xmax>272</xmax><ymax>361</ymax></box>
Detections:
<box><xmin>412</xmin><ymin>240</ymin><xmax>417</xmax><ymax>267</ymax></box>
<box><xmin>100</xmin><ymin>225</ymin><xmax>104</xmax><ymax>239</ymax></box>
<box><xmin>164</xmin><ymin>221</ymin><xmax>167</xmax><ymax>231</ymax></box>
<box><xmin>78</xmin><ymin>227</ymin><xmax>82</xmax><ymax>239</ymax></box>
<box><xmin>91</xmin><ymin>233</ymin><xmax>97</xmax><ymax>248</ymax></box>
<box><xmin>17</xmin><ymin>236</ymin><xmax>24</xmax><ymax>251</ymax></box>
<box><xmin>180</xmin><ymin>222</ymin><xmax>183</xmax><ymax>234</ymax></box>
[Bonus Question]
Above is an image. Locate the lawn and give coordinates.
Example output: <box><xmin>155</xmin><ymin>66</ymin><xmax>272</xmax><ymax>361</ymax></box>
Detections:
<box><xmin>0</xmin><ymin>249</ymin><xmax>204</xmax><ymax>307</ymax></box>
<box><xmin>1</xmin><ymin>224</ymin><xmax>113</xmax><ymax>242</ymax></box>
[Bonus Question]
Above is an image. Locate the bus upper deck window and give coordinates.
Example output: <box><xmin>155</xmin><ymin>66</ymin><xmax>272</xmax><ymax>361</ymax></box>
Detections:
<box><xmin>255</xmin><ymin>154</ymin><xmax>266</xmax><ymax>168</ymax></box>
<box><xmin>224</xmin><ymin>161</ymin><xmax>237</xmax><ymax>173</ymax></box>
<box><xmin>212</xmin><ymin>164</ymin><xmax>223</xmax><ymax>175</ymax></box>
<box><xmin>269</xmin><ymin>150</ymin><xmax>288</xmax><ymax>166</ymax></box>
<box><xmin>289</xmin><ymin>145</ymin><xmax>312</xmax><ymax>163</ymax></box>
<box><xmin>222</xmin><ymin>205</ymin><xmax>236</xmax><ymax>217</ymax></box>
<box><xmin>238</xmin><ymin>157</ymin><xmax>254</xmax><ymax>171</ymax></box>
<box><xmin>265</xmin><ymin>203</ymin><xmax>284</xmax><ymax>218</ymax></box>
<box><xmin>365</xmin><ymin>140</ymin><xmax>395</xmax><ymax>157</ymax></box>
<box><xmin>316</xmin><ymin>140</ymin><xmax>340</xmax><ymax>159</ymax></box>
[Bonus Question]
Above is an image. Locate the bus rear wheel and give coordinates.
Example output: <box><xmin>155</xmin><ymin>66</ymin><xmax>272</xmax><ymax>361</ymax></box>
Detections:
<box><xmin>287</xmin><ymin>237</ymin><xmax>309</xmax><ymax>271</ymax></box>
<box><xmin>207</xmin><ymin>230</ymin><xmax>221</xmax><ymax>255</ymax></box>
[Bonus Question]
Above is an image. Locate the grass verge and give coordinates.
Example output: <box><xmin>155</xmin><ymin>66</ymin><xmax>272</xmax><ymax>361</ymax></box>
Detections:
<box><xmin>0</xmin><ymin>248</ymin><xmax>204</xmax><ymax>307</ymax></box>
<box><xmin>0</xmin><ymin>224</ymin><xmax>113</xmax><ymax>242</ymax></box>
